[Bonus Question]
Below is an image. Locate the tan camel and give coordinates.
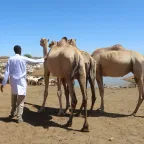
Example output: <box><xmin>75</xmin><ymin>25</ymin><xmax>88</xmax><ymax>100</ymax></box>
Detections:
<box><xmin>91</xmin><ymin>45</ymin><xmax>144</xmax><ymax>115</ymax></box>
<box><xmin>39</xmin><ymin>38</ymin><xmax>89</xmax><ymax>132</ymax></box>
<box><xmin>42</xmin><ymin>39</ymin><xmax>96</xmax><ymax>116</ymax></box>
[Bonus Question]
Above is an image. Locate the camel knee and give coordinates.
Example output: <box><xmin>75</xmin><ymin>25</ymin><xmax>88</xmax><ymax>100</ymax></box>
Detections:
<box><xmin>82</xmin><ymin>98</ymin><xmax>88</xmax><ymax>107</ymax></box>
<box><xmin>57</xmin><ymin>90</ymin><xmax>62</xmax><ymax>97</ymax></box>
<box><xmin>71</xmin><ymin>99</ymin><xmax>77</xmax><ymax>108</ymax></box>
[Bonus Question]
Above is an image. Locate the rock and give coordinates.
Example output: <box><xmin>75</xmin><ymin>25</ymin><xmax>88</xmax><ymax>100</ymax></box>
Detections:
<box><xmin>109</xmin><ymin>137</ymin><xmax>114</xmax><ymax>141</ymax></box>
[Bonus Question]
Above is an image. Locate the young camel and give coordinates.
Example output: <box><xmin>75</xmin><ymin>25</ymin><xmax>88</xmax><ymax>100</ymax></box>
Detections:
<box><xmin>39</xmin><ymin>38</ymin><xmax>89</xmax><ymax>132</ymax></box>
<box><xmin>42</xmin><ymin>40</ymin><xmax>96</xmax><ymax>116</ymax></box>
<box><xmin>91</xmin><ymin>45</ymin><xmax>144</xmax><ymax>115</ymax></box>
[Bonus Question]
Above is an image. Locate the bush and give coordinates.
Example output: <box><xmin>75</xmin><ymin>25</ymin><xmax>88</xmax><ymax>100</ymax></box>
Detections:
<box><xmin>24</xmin><ymin>54</ymin><xmax>32</xmax><ymax>58</ymax></box>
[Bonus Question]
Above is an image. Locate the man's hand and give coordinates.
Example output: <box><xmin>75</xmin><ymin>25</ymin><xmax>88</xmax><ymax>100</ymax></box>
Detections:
<box><xmin>1</xmin><ymin>85</ymin><xmax>4</xmax><ymax>92</ymax></box>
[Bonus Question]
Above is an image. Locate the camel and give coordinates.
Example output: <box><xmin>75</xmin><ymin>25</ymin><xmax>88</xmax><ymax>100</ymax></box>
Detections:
<box><xmin>91</xmin><ymin>45</ymin><xmax>144</xmax><ymax>115</ymax></box>
<box><xmin>40</xmin><ymin>39</ymin><xmax>96</xmax><ymax>116</ymax></box>
<box><xmin>38</xmin><ymin>41</ymin><xmax>70</xmax><ymax>116</ymax></box>
<box><xmin>47</xmin><ymin>39</ymin><xmax>97</xmax><ymax>116</ymax></box>
<box><xmin>39</xmin><ymin>38</ymin><xmax>89</xmax><ymax>132</ymax></box>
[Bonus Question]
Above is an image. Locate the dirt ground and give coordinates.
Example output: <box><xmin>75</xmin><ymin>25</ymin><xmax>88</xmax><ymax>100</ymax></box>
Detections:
<box><xmin>0</xmin><ymin>85</ymin><xmax>144</xmax><ymax>144</ymax></box>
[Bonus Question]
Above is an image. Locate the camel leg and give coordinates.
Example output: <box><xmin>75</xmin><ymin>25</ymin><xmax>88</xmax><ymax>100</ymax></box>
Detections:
<box><xmin>89</xmin><ymin>75</ymin><xmax>96</xmax><ymax>114</ymax></box>
<box><xmin>65</xmin><ymin>78</ymin><xmax>77</xmax><ymax>127</ymax></box>
<box><xmin>57</xmin><ymin>78</ymin><xmax>65</xmax><ymax>116</ymax></box>
<box><xmin>96</xmin><ymin>71</ymin><xmax>104</xmax><ymax>111</ymax></box>
<box><xmin>61</xmin><ymin>78</ymin><xmax>70</xmax><ymax>113</ymax></box>
<box><xmin>75</xmin><ymin>76</ymin><xmax>88</xmax><ymax>116</ymax></box>
<box><xmin>78</xmin><ymin>74</ymin><xmax>89</xmax><ymax>132</ymax></box>
<box><xmin>132</xmin><ymin>78</ymin><xmax>144</xmax><ymax>115</ymax></box>
<box><xmin>38</xmin><ymin>71</ymin><xmax>50</xmax><ymax>113</ymax></box>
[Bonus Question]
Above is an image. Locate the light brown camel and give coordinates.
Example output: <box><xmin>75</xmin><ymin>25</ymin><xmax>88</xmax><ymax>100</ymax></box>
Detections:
<box><xmin>91</xmin><ymin>45</ymin><xmax>144</xmax><ymax>115</ymax></box>
<box><xmin>38</xmin><ymin>41</ymin><xmax>70</xmax><ymax>116</ymax></box>
<box><xmin>39</xmin><ymin>38</ymin><xmax>89</xmax><ymax>132</ymax></box>
<box><xmin>48</xmin><ymin>39</ymin><xmax>97</xmax><ymax>116</ymax></box>
<box><xmin>41</xmin><ymin>39</ymin><xmax>96</xmax><ymax>116</ymax></box>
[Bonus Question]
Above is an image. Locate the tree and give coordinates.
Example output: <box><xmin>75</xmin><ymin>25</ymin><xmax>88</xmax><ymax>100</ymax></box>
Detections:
<box><xmin>24</xmin><ymin>54</ymin><xmax>32</xmax><ymax>58</ymax></box>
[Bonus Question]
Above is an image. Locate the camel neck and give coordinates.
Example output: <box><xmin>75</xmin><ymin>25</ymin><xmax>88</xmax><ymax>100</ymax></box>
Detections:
<box><xmin>42</xmin><ymin>45</ymin><xmax>48</xmax><ymax>57</ymax></box>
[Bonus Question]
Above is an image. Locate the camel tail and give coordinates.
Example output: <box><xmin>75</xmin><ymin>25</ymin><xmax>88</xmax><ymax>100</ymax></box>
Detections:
<box><xmin>89</xmin><ymin>57</ymin><xmax>96</xmax><ymax>80</ymax></box>
<box><xmin>71</xmin><ymin>54</ymin><xmax>80</xmax><ymax>79</ymax></box>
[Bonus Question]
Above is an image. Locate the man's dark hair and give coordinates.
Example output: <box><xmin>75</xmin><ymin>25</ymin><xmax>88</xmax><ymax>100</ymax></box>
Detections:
<box><xmin>62</xmin><ymin>37</ymin><xmax>68</xmax><ymax>42</ymax></box>
<box><xmin>14</xmin><ymin>45</ymin><xmax>22</xmax><ymax>55</ymax></box>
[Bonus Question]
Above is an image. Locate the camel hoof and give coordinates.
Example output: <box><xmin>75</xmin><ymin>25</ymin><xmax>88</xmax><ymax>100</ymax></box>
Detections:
<box><xmin>81</xmin><ymin>126</ymin><xmax>89</xmax><ymax>132</ymax></box>
<box><xmin>64</xmin><ymin>120</ymin><xmax>72</xmax><ymax>127</ymax></box>
<box><xmin>64</xmin><ymin>108</ymin><xmax>69</xmax><ymax>114</ymax></box>
<box><xmin>37</xmin><ymin>107</ymin><xmax>45</xmax><ymax>113</ymax></box>
<box><xmin>97</xmin><ymin>108</ymin><xmax>104</xmax><ymax>113</ymax></box>
<box><xmin>132</xmin><ymin>112</ymin><xmax>136</xmax><ymax>117</ymax></box>
<box><xmin>75</xmin><ymin>112</ymin><xmax>81</xmax><ymax>117</ymax></box>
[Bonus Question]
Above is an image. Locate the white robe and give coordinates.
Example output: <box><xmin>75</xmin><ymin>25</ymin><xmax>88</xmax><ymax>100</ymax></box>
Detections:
<box><xmin>2</xmin><ymin>54</ymin><xmax>44</xmax><ymax>95</ymax></box>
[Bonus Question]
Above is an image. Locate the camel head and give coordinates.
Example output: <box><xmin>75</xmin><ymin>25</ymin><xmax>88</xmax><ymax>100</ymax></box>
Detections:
<box><xmin>68</xmin><ymin>39</ymin><xmax>77</xmax><ymax>47</ymax></box>
<box><xmin>49</xmin><ymin>41</ymin><xmax>58</xmax><ymax>48</ymax></box>
<box><xmin>40</xmin><ymin>38</ymin><xmax>49</xmax><ymax>47</ymax></box>
<box><xmin>59</xmin><ymin>37</ymin><xmax>68</xmax><ymax>46</ymax></box>
<box><xmin>40</xmin><ymin>38</ymin><xmax>49</xmax><ymax>57</ymax></box>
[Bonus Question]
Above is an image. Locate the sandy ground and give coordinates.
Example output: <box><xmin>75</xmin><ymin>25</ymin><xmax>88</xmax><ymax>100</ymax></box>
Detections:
<box><xmin>0</xmin><ymin>85</ymin><xmax>144</xmax><ymax>144</ymax></box>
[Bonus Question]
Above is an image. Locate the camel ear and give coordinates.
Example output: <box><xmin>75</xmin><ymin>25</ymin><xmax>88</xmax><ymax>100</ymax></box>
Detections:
<box><xmin>47</xmin><ymin>39</ymin><xmax>49</xmax><ymax>42</ymax></box>
<box><xmin>75</xmin><ymin>39</ymin><xmax>76</xmax><ymax>42</ymax></box>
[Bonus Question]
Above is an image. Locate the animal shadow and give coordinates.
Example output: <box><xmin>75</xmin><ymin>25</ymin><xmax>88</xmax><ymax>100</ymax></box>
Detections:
<box><xmin>0</xmin><ymin>117</ymin><xmax>17</xmax><ymax>123</ymax></box>
<box><xmin>24</xmin><ymin>102</ymin><xmax>70</xmax><ymax>117</ymax></box>
<box><xmin>25</xmin><ymin>102</ymin><xmax>132</xmax><ymax>118</ymax></box>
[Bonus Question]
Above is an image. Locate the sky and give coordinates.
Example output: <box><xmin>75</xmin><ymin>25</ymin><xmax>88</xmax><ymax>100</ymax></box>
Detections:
<box><xmin>0</xmin><ymin>0</ymin><xmax>144</xmax><ymax>85</ymax></box>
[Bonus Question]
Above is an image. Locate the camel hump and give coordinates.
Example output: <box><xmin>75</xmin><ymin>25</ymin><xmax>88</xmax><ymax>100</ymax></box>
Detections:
<box><xmin>108</xmin><ymin>44</ymin><xmax>124</xmax><ymax>51</ymax></box>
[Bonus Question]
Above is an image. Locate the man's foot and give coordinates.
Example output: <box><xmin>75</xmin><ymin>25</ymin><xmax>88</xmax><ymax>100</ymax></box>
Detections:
<box><xmin>17</xmin><ymin>117</ymin><xmax>23</xmax><ymax>123</ymax></box>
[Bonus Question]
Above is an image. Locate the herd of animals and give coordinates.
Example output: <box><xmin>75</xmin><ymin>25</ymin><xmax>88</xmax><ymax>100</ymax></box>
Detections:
<box><xmin>37</xmin><ymin>37</ymin><xmax>144</xmax><ymax>132</ymax></box>
<box><xmin>26</xmin><ymin>76</ymin><xmax>57</xmax><ymax>86</ymax></box>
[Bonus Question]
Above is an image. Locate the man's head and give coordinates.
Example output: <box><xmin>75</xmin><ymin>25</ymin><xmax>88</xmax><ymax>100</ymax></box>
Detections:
<box><xmin>14</xmin><ymin>45</ymin><xmax>22</xmax><ymax>55</ymax></box>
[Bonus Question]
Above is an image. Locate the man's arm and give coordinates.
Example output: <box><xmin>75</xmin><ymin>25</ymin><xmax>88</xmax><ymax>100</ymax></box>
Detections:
<box><xmin>22</xmin><ymin>56</ymin><xmax>44</xmax><ymax>64</ymax></box>
<box><xmin>2</xmin><ymin>60</ymin><xmax>10</xmax><ymax>86</ymax></box>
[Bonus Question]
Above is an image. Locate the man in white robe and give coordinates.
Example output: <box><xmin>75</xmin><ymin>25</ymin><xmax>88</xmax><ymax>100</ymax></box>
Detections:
<box><xmin>0</xmin><ymin>45</ymin><xmax>44</xmax><ymax>123</ymax></box>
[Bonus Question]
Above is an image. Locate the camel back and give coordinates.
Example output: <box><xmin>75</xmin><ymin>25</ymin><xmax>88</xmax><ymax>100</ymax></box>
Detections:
<box><xmin>48</xmin><ymin>44</ymin><xmax>84</xmax><ymax>79</ymax></box>
<box><xmin>93</xmin><ymin>44</ymin><xmax>125</xmax><ymax>54</ymax></box>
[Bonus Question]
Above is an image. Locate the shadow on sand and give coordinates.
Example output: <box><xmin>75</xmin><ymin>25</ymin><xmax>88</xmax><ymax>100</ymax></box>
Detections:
<box><xmin>0</xmin><ymin>102</ymin><xmax>143</xmax><ymax>132</ymax></box>
<box><xmin>25</xmin><ymin>102</ymin><xmax>136</xmax><ymax>118</ymax></box>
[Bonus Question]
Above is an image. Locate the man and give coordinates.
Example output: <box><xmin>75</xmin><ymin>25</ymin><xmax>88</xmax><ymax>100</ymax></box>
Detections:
<box><xmin>0</xmin><ymin>45</ymin><xmax>44</xmax><ymax>123</ymax></box>
<box><xmin>59</xmin><ymin>37</ymin><xmax>68</xmax><ymax>46</ymax></box>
